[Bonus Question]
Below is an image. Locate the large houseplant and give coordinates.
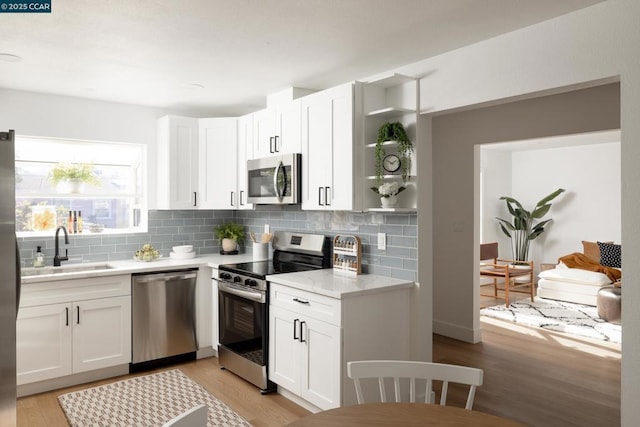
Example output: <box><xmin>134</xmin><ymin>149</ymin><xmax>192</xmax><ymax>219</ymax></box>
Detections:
<box><xmin>375</xmin><ymin>122</ymin><xmax>413</xmax><ymax>184</ymax></box>
<box><xmin>214</xmin><ymin>221</ymin><xmax>245</xmax><ymax>252</ymax></box>
<box><xmin>496</xmin><ymin>188</ymin><xmax>565</xmax><ymax>262</ymax></box>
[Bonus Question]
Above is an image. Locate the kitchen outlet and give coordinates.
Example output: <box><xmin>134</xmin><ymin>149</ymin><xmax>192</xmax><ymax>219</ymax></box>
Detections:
<box><xmin>264</xmin><ymin>224</ymin><xmax>270</xmax><ymax>234</ymax></box>
<box><xmin>377</xmin><ymin>232</ymin><xmax>386</xmax><ymax>250</ymax></box>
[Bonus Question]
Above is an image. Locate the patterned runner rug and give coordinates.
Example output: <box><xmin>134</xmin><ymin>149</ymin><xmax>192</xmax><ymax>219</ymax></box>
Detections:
<box><xmin>58</xmin><ymin>369</ymin><xmax>251</xmax><ymax>427</ymax></box>
<box><xmin>481</xmin><ymin>297</ymin><xmax>621</xmax><ymax>343</ymax></box>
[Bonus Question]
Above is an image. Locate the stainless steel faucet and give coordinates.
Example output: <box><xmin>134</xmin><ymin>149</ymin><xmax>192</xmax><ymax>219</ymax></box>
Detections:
<box><xmin>53</xmin><ymin>225</ymin><xmax>69</xmax><ymax>267</ymax></box>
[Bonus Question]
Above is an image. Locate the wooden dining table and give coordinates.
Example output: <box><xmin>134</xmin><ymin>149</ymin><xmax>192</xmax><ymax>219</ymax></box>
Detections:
<box><xmin>285</xmin><ymin>403</ymin><xmax>526</xmax><ymax>426</ymax></box>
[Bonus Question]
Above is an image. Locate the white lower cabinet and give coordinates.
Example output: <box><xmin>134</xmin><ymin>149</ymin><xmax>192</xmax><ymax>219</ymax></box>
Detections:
<box><xmin>17</xmin><ymin>275</ymin><xmax>131</xmax><ymax>386</ymax></box>
<box><xmin>270</xmin><ymin>305</ymin><xmax>341</xmax><ymax>409</ymax></box>
<box><xmin>16</xmin><ymin>303</ymin><xmax>72</xmax><ymax>384</ymax></box>
<box><xmin>269</xmin><ymin>282</ymin><xmax>411</xmax><ymax>411</ymax></box>
<box><xmin>72</xmin><ymin>296</ymin><xmax>131</xmax><ymax>374</ymax></box>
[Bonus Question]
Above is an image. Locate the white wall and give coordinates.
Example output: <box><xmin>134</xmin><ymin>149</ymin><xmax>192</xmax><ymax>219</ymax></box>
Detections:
<box><xmin>479</xmin><ymin>149</ymin><xmax>511</xmax><ymax>249</ymax></box>
<box><xmin>511</xmin><ymin>141</ymin><xmax>621</xmax><ymax>263</ymax></box>
<box><xmin>389</xmin><ymin>0</ymin><xmax>639</xmax><ymax>424</ymax></box>
<box><xmin>481</xmin><ymin>137</ymin><xmax>621</xmax><ymax>265</ymax></box>
<box><xmin>0</xmin><ymin>88</ymin><xmax>201</xmax><ymax>208</ymax></box>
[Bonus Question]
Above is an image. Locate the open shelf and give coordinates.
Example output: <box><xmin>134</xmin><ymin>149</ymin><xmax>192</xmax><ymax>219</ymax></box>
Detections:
<box><xmin>364</xmin><ymin>73</ymin><xmax>417</xmax><ymax>88</ymax></box>
<box><xmin>365</xmin><ymin>140</ymin><xmax>401</xmax><ymax>149</ymax></box>
<box><xmin>366</xmin><ymin>107</ymin><xmax>416</xmax><ymax>118</ymax></box>
<box><xmin>368</xmin><ymin>207</ymin><xmax>417</xmax><ymax>213</ymax></box>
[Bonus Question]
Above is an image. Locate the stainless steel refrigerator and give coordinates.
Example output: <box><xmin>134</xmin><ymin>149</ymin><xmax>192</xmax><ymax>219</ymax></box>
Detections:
<box><xmin>0</xmin><ymin>129</ymin><xmax>18</xmax><ymax>426</ymax></box>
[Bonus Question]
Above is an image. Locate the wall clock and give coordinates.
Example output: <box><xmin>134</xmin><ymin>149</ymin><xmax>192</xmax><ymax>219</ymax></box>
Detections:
<box><xmin>382</xmin><ymin>154</ymin><xmax>401</xmax><ymax>173</ymax></box>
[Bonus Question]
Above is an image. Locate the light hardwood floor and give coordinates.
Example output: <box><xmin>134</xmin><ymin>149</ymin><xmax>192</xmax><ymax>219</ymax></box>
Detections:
<box><xmin>18</xmin><ymin>319</ymin><xmax>620</xmax><ymax>427</ymax></box>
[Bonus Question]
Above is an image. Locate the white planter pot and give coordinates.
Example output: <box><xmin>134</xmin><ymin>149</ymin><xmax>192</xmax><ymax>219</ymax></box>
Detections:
<box><xmin>381</xmin><ymin>195</ymin><xmax>398</xmax><ymax>208</ymax></box>
<box><xmin>57</xmin><ymin>179</ymin><xmax>85</xmax><ymax>194</ymax></box>
<box><xmin>222</xmin><ymin>238</ymin><xmax>238</xmax><ymax>252</ymax></box>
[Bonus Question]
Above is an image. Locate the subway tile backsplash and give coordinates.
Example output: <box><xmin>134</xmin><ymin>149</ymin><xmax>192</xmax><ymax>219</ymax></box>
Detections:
<box><xmin>18</xmin><ymin>207</ymin><xmax>417</xmax><ymax>281</ymax></box>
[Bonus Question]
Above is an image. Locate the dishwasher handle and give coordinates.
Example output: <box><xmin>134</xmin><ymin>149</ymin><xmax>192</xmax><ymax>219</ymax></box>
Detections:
<box><xmin>133</xmin><ymin>270</ymin><xmax>197</xmax><ymax>283</ymax></box>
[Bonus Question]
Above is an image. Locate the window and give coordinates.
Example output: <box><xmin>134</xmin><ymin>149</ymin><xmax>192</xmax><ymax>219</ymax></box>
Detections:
<box><xmin>15</xmin><ymin>136</ymin><xmax>147</xmax><ymax>236</ymax></box>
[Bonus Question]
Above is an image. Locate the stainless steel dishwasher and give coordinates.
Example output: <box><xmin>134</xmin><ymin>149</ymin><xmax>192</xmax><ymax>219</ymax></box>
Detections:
<box><xmin>131</xmin><ymin>269</ymin><xmax>198</xmax><ymax>368</ymax></box>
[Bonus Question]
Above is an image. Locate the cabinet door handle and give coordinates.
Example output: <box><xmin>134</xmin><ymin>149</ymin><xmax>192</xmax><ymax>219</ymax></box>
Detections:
<box><xmin>240</xmin><ymin>190</ymin><xmax>244</xmax><ymax>206</ymax></box>
<box><xmin>318</xmin><ymin>187</ymin><xmax>324</xmax><ymax>206</ymax></box>
<box><xmin>300</xmin><ymin>321</ymin><xmax>306</xmax><ymax>343</ymax></box>
<box><xmin>274</xmin><ymin>135</ymin><xmax>280</xmax><ymax>152</ymax></box>
<box><xmin>76</xmin><ymin>306</ymin><xmax>80</xmax><ymax>324</ymax></box>
<box><xmin>269</xmin><ymin>136</ymin><xmax>275</xmax><ymax>153</ymax></box>
<box><xmin>193</xmin><ymin>192</ymin><xmax>197</xmax><ymax>207</ymax></box>
<box><xmin>230</xmin><ymin>191</ymin><xmax>235</xmax><ymax>207</ymax></box>
<box><xmin>293</xmin><ymin>298</ymin><xmax>310</xmax><ymax>305</ymax></box>
<box><xmin>293</xmin><ymin>318</ymin><xmax>299</xmax><ymax>341</ymax></box>
<box><xmin>65</xmin><ymin>307</ymin><xmax>69</xmax><ymax>326</ymax></box>
<box><xmin>325</xmin><ymin>187</ymin><xmax>331</xmax><ymax>206</ymax></box>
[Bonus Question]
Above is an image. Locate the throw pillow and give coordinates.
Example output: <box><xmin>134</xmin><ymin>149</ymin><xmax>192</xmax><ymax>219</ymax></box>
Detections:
<box><xmin>582</xmin><ymin>240</ymin><xmax>612</xmax><ymax>263</ymax></box>
<box><xmin>598</xmin><ymin>242</ymin><xmax>622</xmax><ymax>268</ymax></box>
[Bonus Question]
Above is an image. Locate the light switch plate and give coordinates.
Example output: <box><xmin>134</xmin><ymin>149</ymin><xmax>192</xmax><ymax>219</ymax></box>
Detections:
<box><xmin>377</xmin><ymin>232</ymin><xmax>386</xmax><ymax>250</ymax></box>
<box><xmin>264</xmin><ymin>224</ymin><xmax>270</xmax><ymax>234</ymax></box>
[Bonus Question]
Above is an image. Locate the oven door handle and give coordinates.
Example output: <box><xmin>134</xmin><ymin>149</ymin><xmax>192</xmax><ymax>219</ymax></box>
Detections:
<box><xmin>218</xmin><ymin>281</ymin><xmax>265</xmax><ymax>303</ymax></box>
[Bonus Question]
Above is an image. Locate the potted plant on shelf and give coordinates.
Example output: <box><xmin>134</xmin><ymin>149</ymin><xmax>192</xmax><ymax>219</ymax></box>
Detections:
<box><xmin>371</xmin><ymin>181</ymin><xmax>406</xmax><ymax>208</ymax></box>
<box><xmin>496</xmin><ymin>188</ymin><xmax>565</xmax><ymax>262</ymax></box>
<box><xmin>214</xmin><ymin>221</ymin><xmax>245</xmax><ymax>253</ymax></box>
<box><xmin>49</xmin><ymin>163</ymin><xmax>100</xmax><ymax>193</ymax></box>
<box><xmin>375</xmin><ymin>121</ymin><xmax>413</xmax><ymax>184</ymax></box>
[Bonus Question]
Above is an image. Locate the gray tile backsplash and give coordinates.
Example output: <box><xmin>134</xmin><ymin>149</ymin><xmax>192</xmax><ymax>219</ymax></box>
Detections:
<box><xmin>18</xmin><ymin>207</ymin><xmax>417</xmax><ymax>281</ymax></box>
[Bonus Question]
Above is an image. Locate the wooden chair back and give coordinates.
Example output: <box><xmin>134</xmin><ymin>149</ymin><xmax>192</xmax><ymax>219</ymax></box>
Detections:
<box><xmin>347</xmin><ymin>360</ymin><xmax>484</xmax><ymax>410</ymax></box>
<box><xmin>480</xmin><ymin>242</ymin><xmax>499</xmax><ymax>261</ymax></box>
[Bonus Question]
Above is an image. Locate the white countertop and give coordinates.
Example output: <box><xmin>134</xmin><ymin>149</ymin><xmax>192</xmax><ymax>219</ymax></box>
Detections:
<box><xmin>266</xmin><ymin>269</ymin><xmax>414</xmax><ymax>299</ymax></box>
<box><xmin>21</xmin><ymin>253</ymin><xmax>255</xmax><ymax>284</ymax></box>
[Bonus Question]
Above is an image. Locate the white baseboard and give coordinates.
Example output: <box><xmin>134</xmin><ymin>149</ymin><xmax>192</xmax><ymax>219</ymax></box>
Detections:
<box><xmin>17</xmin><ymin>364</ymin><xmax>129</xmax><ymax>397</ymax></box>
<box><xmin>433</xmin><ymin>319</ymin><xmax>482</xmax><ymax>343</ymax></box>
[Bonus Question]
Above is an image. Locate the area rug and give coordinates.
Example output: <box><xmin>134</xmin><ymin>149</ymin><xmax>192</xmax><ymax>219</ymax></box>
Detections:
<box><xmin>58</xmin><ymin>369</ymin><xmax>251</xmax><ymax>427</ymax></box>
<box><xmin>480</xmin><ymin>298</ymin><xmax>621</xmax><ymax>343</ymax></box>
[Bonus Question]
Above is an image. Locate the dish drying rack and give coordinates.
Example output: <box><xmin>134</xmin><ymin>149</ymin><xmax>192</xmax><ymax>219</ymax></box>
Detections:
<box><xmin>333</xmin><ymin>235</ymin><xmax>361</xmax><ymax>275</ymax></box>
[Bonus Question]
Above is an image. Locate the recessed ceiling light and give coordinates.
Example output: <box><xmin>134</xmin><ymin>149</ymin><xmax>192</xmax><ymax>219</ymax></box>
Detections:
<box><xmin>181</xmin><ymin>83</ymin><xmax>205</xmax><ymax>90</ymax></box>
<box><xmin>0</xmin><ymin>53</ymin><xmax>23</xmax><ymax>63</ymax></box>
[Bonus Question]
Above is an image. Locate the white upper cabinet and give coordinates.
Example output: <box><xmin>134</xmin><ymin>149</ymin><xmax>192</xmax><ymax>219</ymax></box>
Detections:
<box><xmin>237</xmin><ymin>114</ymin><xmax>254</xmax><ymax>210</ymax></box>
<box><xmin>253</xmin><ymin>88</ymin><xmax>314</xmax><ymax>158</ymax></box>
<box><xmin>198</xmin><ymin>118</ymin><xmax>239</xmax><ymax>210</ymax></box>
<box><xmin>301</xmin><ymin>83</ymin><xmax>359</xmax><ymax>211</ymax></box>
<box><xmin>157</xmin><ymin>115</ymin><xmax>199</xmax><ymax>209</ymax></box>
<box><xmin>253</xmin><ymin>100</ymin><xmax>302</xmax><ymax>158</ymax></box>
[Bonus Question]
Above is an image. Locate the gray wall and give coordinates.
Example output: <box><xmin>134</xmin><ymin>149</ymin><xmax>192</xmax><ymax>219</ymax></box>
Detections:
<box><xmin>431</xmin><ymin>82</ymin><xmax>620</xmax><ymax>340</ymax></box>
<box><xmin>18</xmin><ymin>208</ymin><xmax>417</xmax><ymax>281</ymax></box>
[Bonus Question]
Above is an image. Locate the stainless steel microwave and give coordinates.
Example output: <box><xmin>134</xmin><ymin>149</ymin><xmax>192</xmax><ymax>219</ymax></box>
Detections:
<box><xmin>247</xmin><ymin>153</ymin><xmax>301</xmax><ymax>204</ymax></box>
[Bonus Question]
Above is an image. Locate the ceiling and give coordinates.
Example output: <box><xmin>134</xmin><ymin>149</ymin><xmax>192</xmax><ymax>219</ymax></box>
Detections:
<box><xmin>1</xmin><ymin>0</ymin><xmax>604</xmax><ymax>116</ymax></box>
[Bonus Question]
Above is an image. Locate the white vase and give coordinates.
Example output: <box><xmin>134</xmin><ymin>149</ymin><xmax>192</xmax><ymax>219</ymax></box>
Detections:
<box><xmin>381</xmin><ymin>195</ymin><xmax>398</xmax><ymax>208</ymax></box>
<box><xmin>222</xmin><ymin>238</ymin><xmax>238</xmax><ymax>252</ymax></box>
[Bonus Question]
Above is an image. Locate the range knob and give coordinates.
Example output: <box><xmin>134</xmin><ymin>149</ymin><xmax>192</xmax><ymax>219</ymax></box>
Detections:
<box><xmin>233</xmin><ymin>276</ymin><xmax>242</xmax><ymax>283</ymax></box>
<box><xmin>219</xmin><ymin>272</ymin><xmax>231</xmax><ymax>280</ymax></box>
<box><xmin>245</xmin><ymin>279</ymin><xmax>257</xmax><ymax>287</ymax></box>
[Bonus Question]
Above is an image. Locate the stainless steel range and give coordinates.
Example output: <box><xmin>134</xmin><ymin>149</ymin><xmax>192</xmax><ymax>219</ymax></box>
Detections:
<box><xmin>217</xmin><ymin>231</ymin><xmax>330</xmax><ymax>393</ymax></box>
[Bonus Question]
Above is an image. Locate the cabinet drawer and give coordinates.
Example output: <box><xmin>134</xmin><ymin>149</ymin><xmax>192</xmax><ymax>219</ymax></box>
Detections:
<box><xmin>270</xmin><ymin>283</ymin><xmax>341</xmax><ymax>326</ymax></box>
<box><xmin>20</xmin><ymin>274</ymin><xmax>131</xmax><ymax>308</ymax></box>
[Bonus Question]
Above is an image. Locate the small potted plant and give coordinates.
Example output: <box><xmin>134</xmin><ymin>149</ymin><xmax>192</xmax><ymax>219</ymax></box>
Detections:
<box><xmin>49</xmin><ymin>163</ymin><xmax>100</xmax><ymax>193</ymax></box>
<box><xmin>371</xmin><ymin>181</ymin><xmax>406</xmax><ymax>208</ymax></box>
<box><xmin>214</xmin><ymin>222</ymin><xmax>245</xmax><ymax>253</ymax></box>
<box><xmin>375</xmin><ymin>122</ymin><xmax>413</xmax><ymax>184</ymax></box>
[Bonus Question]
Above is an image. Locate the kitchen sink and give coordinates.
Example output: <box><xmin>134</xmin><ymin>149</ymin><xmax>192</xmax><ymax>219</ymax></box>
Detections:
<box><xmin>22</xmin><ymin>262</ymin><xmax>116</xmax><ymax>277</ymax></box>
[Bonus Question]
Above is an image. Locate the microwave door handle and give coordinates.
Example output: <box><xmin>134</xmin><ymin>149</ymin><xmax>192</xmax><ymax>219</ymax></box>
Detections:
<box><xmin>274</xmin><ymin>161</ymin><xmax>284</xmax><ymax>201</ymax></box>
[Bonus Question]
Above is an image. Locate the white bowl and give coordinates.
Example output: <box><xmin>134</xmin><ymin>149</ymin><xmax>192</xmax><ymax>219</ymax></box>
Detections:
<box><xmin>172</xmin><ymin>245</ymin><xmax>193</xmax><ymax>253</ymax></box>
<box><xmin>170</xmin><ymin>251</ymin><xmax>196</xmax><ymax>260</ymax></box>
